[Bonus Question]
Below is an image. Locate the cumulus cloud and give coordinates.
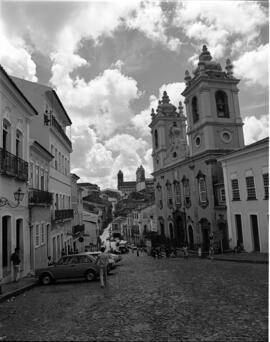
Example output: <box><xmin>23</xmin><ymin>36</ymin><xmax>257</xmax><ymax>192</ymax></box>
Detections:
<box><xmin>243</xmin><ymin>115</ymin><xmax>269</xmax><ymax>145</ymax></box>
<box><xmin>174</xmin><ymin>1</ymin><xmax>268</xmax><ymax>59</ymax></box>
<box><xmin>0</xmin><ymin>22</ymin><xmax>37</xmax><ymax>81</ymax></box>
<box><xmin>234</xmin><ymin>44</ymin><xmax>269</xmax><ymax>88</ymax></box>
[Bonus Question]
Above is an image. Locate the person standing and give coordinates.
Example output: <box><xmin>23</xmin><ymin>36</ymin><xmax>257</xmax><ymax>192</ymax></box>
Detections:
<box><xmin>10</xmin><ymin>248</ymin><xmax>21</xmax><ymax>282</ymax></box>
<box><xmin>96</xmin><ymin>247</ymin><xmax>109</xmax><ymax>289</ymax></box>
<box><xmin>136</xmin><ymin>248</ymin><xmax>140</xmax><ymax>257</ymax></box>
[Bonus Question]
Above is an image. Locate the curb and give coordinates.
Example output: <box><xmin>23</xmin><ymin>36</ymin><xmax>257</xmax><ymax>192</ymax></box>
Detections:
<box><xmin>0</xmin><ymin>282</ymin><xmax>38</xmax><ymax>304</ymax></box>
<box><xmin>213</xmin><ymin>258</ymin><xmax>268</xmax><ymax>265</ymax></box>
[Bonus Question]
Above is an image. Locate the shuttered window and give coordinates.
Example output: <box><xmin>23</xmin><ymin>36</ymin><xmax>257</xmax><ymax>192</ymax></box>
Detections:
<box><xmin>263</xmin><ymin>173</ymin><xmax>269</xmax><ymax>199</ymax></box>
<box><xmin>245</xmin><ymin>176</ymin><xmax>256</xmax><ymax>200</ymax></box>
<box><xmin>231</xmin><ymin>179</ymin><xmax>240</xmax><ymax>201</ymax></box>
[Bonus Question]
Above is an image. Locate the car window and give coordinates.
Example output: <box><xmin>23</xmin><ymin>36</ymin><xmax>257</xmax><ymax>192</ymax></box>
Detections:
<box><xmin>69</xmin><ymin>256</ymin><xmax>79</xmax><ymax>264</ymax></box>
<box><xmin>58</xmin><ymin>256</ymin><xmax>73</xmax><ymax>265</ymax></box>
<box><xmin>78</xmin><ymin>255</ymin><xmax>92</xmax><ymax>264</ymax></box>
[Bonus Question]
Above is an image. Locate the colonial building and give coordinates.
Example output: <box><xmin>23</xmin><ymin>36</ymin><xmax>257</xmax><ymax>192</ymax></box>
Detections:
<box><xmin>150</xmin><ymin>46</ymin><xmax>245</xmax><ymax>252</ymax></box>
<box><xmin>12</xmin><ymin>76</ymin><xmax>73</xmax><ymax>263</ymax></box>
<box><xmin>28</xmin><ymin>140</ymin><xmax>54</xmax><ymax>270</ymax></box>
<box><xmin>219</xmin><ymin>137</ymin><xmax>268</xmax><ymax>253</ymax></box>
<box><xmin>117</xmin><ymin>165</ymin><xmax>154</xmax><ymax>195</ymax></box>
<box><xmin>0</xmin><ymin>65</ymin><xmax>37</xmax><ymax>283</ymax></box>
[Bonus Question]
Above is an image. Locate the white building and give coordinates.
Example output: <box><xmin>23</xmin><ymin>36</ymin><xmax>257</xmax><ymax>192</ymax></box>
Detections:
<box><xmin>219</xmin><ymin>138</ymin><xmax>268</xmax><ymax>253</ymax></box>
<box><xmin>83</xmin><ymin>210</ymin><xmax>100</xmax><ymax>251</ymax></box>
<box><xmin>12</xmin><ymin>77</ymin><xmax>73</xmax><ymax>262</ymax></box>
<box><xmin>0</xmin><ymin>65</ymin><xmax>37</xmax><ymax>283</ymax></box>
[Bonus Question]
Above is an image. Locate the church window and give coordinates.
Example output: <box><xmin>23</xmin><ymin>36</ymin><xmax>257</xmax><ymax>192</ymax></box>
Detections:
<box><xmin>196</xmin><ymin>171</ymin><xmax>208</xmax><ymax>207</ymax></box>
<box><xmin>215</xmin><ymin>90</ymin><xmax>229</xmax><ymax>118</ymax></box>
<box><xmin>166</xmin><ymin>181</ymin><xmax>173</xmax><ymax>207</ymax></box>
<box><xmin>174</xmin><ymin>181</ymin><xmax>181</xmax><ymax>206</ymax></box>
<box><xmin>195</xmin><ymin>136</ymin><xmax>201</xmax><ymax>147</ymax></box>
<box><xmin>154</xmin><ymin>129</ymin><xmax>159</xmax><ymax>149</ymax></box>
<box><xmin>173</xmin><ymin>152</ymin><xmax>177</xmax><ymax>158</ymax></box>
<box><xmin>182</xmin><ymin>176</ymin><xmax>191</xmax><ymax>208</ymax></box>
<box><xmin>192</xmin><ymin>96</ymin><xmax>199</xmax><ymax>123</ymax></box>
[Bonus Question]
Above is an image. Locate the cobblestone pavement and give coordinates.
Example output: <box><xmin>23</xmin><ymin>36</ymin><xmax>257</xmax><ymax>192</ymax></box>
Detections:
<box><xmin>0</xmin><ymin>253</ymin><xmax>267</xmax><ymax>341</ymax></box>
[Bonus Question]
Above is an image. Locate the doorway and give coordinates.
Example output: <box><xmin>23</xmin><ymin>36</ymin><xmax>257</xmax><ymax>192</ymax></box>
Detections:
<box><xmin>250</xmin><ymin>215</ymin><xmax>260</xmax><ymax>252</ymax></box>
<box><xmin>188</xmin><ymin>225</ymin><xmax>194</xmax><ymax>249</ymax></box>
<box><xmin>2</xmin><ymin>216</ymin><xmax>11</xmax><ymax>276</ymax></box>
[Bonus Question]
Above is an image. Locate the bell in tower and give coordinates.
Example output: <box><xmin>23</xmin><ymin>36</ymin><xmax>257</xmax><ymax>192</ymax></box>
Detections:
<box><xmin>181</xmin><ymin>45</ymin><xmax>244</xmax><ymax>156</ymax></box>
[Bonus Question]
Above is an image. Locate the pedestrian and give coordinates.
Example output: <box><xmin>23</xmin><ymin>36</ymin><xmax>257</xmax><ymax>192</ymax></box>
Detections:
<box><xmin>209</xmin><ymin>245</ymin><xmax>214</xmax><ymax>261</ymax></box>
<box><xmin>96</xmin><ymin>246</ymin><xmax>109</xmax><ymax>289</ymax></box>
<box><xmin>48</xmin><ymin>256</ymin><xmax>54</xmax><ymax>266</ymax></box>
<box><xmin>10</xmin><ymin>248</ymin><xmax>20</xmax><ymax>282</ymax></box>
<box><xmin>183</xmin><ymin>245</ymin><xmax>189</xmax><ymax>259</ymax></box>
<box><xmin>136</xmin><ymin>248</ymin><xmax>139</xmax><ymax>257</ymax></box>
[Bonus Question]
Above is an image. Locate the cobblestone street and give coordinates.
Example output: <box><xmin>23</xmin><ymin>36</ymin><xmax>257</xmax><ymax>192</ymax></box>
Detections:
<box><xmin>0</xmin><ymin>253</ymin><xmax>268</xmax><ymax>341</ymax></box>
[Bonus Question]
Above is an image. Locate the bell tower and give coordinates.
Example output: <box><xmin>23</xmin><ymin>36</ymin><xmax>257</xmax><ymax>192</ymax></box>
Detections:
<box><xmin>117</xmin><ymin>170</ymin><xmax>123</xmax><ymax>188</ymax></box>
<box><xmin>182</xmin><ymin>45</ymin><xmax>244</xmax><ymax>156</ymax></box>
<box><xmin>149</xmin><ymin>91</ymin><xmax>188</xmax><ymax>173</ymax></box>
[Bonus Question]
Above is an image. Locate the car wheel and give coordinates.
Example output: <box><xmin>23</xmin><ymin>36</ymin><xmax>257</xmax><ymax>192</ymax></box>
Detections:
<box><xmin>40</xmin><ymin>274</ymin><xmax>52</xmax><ymax>285</ymax></box>
<box><xmin>85</xmin><ymin>270</ymin><xmax>96</xmax><ymax>282</ymax></box>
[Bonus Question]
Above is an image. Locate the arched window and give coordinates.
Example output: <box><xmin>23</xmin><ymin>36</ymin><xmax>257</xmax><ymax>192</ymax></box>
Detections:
<box><xmin>182</xmin><ymin>176</ymin><xmax>191</xmax><ymax>208</ymax></box>
<box><xmin>166</xmin><ymin>181</ymin><xmax>173</xmax><ymax>207</ymax></box>
<box><xmin>15</xmin><ymin>129</ymin><xmax>23</xmax><ymax>158</ymax></box>
<box><xmin>196</xmin><ymin>170</ymin><xmax>209</xmax><ymax>207</ymax></box>
<box><xmin>154</xmin><ymin>129</ymin><xmax>159</xmax><ymax>149</ymax></box>
<box><xmin>192</xmin><ymin>96</ymin><xmax>199</xmax><ymax>123</ymax></box>
<box><xmin>215</xmin><ymin>90</ymin><xmax>229</xmax><ymax>117</ymax></box>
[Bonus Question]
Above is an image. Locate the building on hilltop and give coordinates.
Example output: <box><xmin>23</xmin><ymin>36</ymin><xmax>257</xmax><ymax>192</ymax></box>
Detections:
<box><xmin>150</xmin><ymin>45</ymin><xmax>248</xmax><ymax>252</ymax></box>
<box><xmin>117</xmin><ymin>165</ymin><xmax>154</xmax><ymax>195</ymax></box>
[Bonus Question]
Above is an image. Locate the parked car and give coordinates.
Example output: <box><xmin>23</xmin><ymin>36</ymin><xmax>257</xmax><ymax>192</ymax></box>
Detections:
<box><xmin>109</xmin><ymin>253</ymin><xmax>122</xmax><ymax>263</ymax></box>
<box><xmin>83</xmin><ymin>251</ymin><xmax>116</xmax><ymax>270</ymax></box>
<box><xmin>35</xmin><ymin>254</ymin><xmax>101</xmax><ymax>285</ymax></box>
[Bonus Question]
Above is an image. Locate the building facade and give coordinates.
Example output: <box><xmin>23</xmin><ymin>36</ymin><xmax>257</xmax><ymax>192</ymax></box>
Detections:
<box><xmin>12</xmin><ymin>77</ymin><xmax>73</xmax><ymax>263</ymax></box>
<box><xmin>150</xmin><ymin>46</ymin><xmax>245</xmax><ymax>252</ymax></box>
<box><xmin>0</xmin><ymin>66</ymin><xmax>37</xmax><ymax>283</ymax></box>
<box><xmin>219</xmin><ymin>138</ymin><xmax>268</xmax><ymax>253</ymax></box>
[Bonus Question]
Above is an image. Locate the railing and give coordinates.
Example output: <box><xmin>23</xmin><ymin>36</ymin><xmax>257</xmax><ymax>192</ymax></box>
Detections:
<box><xmin>29</xmin><ymin>188</ymin><xmax>53</xmax><ymax>206</ymax></box>
<box><xmin>51</xmin><ymin>116</ymin><xmax>72</xmax><ymax>149</ymax></box>
<box><xmin>72</xmin><ymin>224</ymin><xmax>85</xmax><ymax>237</ymax></box>
<box><xmin>0</xmin><ymin>148</ymin><xmax>28</xmax><ymax>181</ymax></box>
<box><xmin>54</xmin><ymin>209</ymin><xmax>74</xmax><ymax>221</ymax></box>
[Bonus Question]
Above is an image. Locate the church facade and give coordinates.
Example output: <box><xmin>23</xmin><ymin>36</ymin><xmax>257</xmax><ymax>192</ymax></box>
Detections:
<box><xmin>117</xmin><ymin>166</ymin><xmax>154</xmax><ymax>195</ymax></box>
<box><xmin>150</xmin><ymin>46</ymin><xmax>245</xmax><ymax>252</ymax></box>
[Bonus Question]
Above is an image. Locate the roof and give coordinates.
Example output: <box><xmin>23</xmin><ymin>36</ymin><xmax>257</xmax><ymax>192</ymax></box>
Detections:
<box><xmin>0</xmin><ymin>64</ymin><xmax>38</xmax><ymax>116</ymax></box>
<box><xmin>11</xmin><ymin>76</ymin><xmax>72</xmax><ymax>125</ymax></box>
<box><xmin>218</xmin><ymin>137</ymin><xmax>269</xmax><ymax>162</ymax></box>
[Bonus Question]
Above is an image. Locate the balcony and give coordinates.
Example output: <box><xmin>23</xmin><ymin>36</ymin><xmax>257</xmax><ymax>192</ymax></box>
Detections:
<box><xmin>53</xmin><ymin>209</ymin><xmax>74</xmax><ymax>221</ymax></box>
<box><xmin>72</xmin><ymin>224</ymin><xmax>85</xmax><ymax>237</ymax></box>
<box><xmin>44</xmin><ymin>114</ymin><xmax>72</xmax><ymax>149</ymax></box>
<box><xmin>29</xmin><ymin>188</ymin><xmax>53</xmax><ymax>206</ymax></box>
<box><xmin>0</xmin><ymin>148</ymin><xmax>28</xmax><ymax>181</ymax></box>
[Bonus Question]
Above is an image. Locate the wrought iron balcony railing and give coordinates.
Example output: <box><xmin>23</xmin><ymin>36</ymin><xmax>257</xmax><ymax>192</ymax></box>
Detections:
<box><xmin>44</xmin><ymin>113</ymin><xmax>72</xmax><ymax>149</ymax></box>
<box><xmin>0</xmin><ymin>148</ymin><xmax>28</xmax><ymax>181</ymax></box>
<box><xmin>53</xmin><ymin>209</ymin><xmax>74</xmax><ymax>221</ymax></box>
<box><xmin>29</xmin><ymin>188</ymin><xmax>53</xmax><ymax>206</ymax></box>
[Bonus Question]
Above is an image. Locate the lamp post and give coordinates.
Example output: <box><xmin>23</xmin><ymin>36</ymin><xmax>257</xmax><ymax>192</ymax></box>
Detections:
<box><xmin>0</xmin><ymin>188</ymin><xmax>25</xmax><ymax>208</ymax></box>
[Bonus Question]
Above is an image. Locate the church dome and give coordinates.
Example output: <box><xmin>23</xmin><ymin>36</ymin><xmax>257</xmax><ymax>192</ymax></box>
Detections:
<box><xmin>193</xmin><ymin>45</ymin><xmax>223</xmax><ymax>77</ymax></box>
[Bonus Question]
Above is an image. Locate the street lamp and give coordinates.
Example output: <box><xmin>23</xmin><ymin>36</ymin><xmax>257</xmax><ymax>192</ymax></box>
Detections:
<box><xmin>0</xmin><ymin>187</ymin><xmax>25</xmax><ymax>208</ymax></box>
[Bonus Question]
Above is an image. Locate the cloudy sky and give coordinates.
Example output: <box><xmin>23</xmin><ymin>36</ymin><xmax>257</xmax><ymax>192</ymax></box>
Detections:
<box><xmin>1</xmin><ymin>0</ymin><xmax>268</xmax><ymax>189</ymax></box>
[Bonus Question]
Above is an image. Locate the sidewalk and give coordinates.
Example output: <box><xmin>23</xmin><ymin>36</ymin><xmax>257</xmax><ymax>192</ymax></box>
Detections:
<box><xmin>0</xmin><ymin>275</ymin><xmax>38</xmax><ymax>303</ymax></box>
<box><xmin>213</xmin><ymin>252</ymin><xmax>268</xmax><ymax>264</ymax></box>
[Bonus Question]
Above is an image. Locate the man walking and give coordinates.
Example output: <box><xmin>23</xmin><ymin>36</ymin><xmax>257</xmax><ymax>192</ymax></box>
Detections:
<box><xmin>10</xmin><ymin>248</ymin><xmax>20</xmax><ymax>282</ymax></box>
<box><xmin>96</xmin><ymin>247</ymin><xmax>109</xmax><ymax>289</ymax></box>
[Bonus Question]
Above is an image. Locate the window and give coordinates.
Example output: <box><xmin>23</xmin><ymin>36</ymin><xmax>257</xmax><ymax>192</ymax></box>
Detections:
<box><xmin>35</xmin><ymin>166</ymin><xmax>39</xmax><ymax>189</ymax></box>
<box><xmin>246</xmin><ymin>176</ymin><xmax>256</xmax><ymax>200</ymax></box>
<box><xmin>174</xmin><ymin>182</ymin><xmax>181</xmax><ymax>205</ymax></box>
<box><xmin>51</xmin><ymin>145</ymin><xmax>54</xmax><ymax>167</ymax></box>
<box><xmin>54</xmin><ymin>148</ymin><xmax>58</xmax><ymax>169</ymax></box>
<box><xmin>64</xmin><ymin>158</ymin><xmax>67</xmax><ymax>175</ymax></box>
<box><xmin>58</xmin><ymin>152</ymin><xmax>61</xmax><ymax>171</ymax></box>
<box><xmin>62</xmin><ymin>155</ymin><xmax>64</xmax><ymax>173</ymax></box>
<box><xmin>35</xmin><ymin>225</ymin><xmax>40</xmax><ymax>247</ymax></box>
<box><xmin>2</xmin><ymin>119</ymin><xmax>11</xmax><ymax>152</ymax></box>
<box><xmin>154</xmin><ymin>129</ymin><xmax>159</xmax><ymax>149</ymax></box>
<box><xmin>231</xmin><ymin>179</ymin><xmax>240</xmax><ymax>201</ymax></box>
<box><xmin>41</xmin><ymin>223</ymin><xmax>45</xmax><ymax>244</ymax></box>
<box><xmin>182</xmin><ymin>176</ymin><xmax>191</xmax><ymax>207</ymax></box>
<box><xmin>263</xmin><ymin>173</ymin><xmax>269</xmax><ymax>199</ymax></box>
<box><xmin>220</xmin><ymin>187</ymin><xmax>226</xmax><ymax>203</ymax></box>
<box><xmin>192</xmin><ymin>96</ymin><xmax>199</xmax><ymax>123</ymax></box>
<box><xmin>44</xmin><ymin>170</ymin><xmax>48</xmax><ymax>191</ymax></box>
<box><xmin>29</xmin><ymin>163</ymin><xmax>34</xmax><ymax>187</ymax></box>
<box><xmin>215</xmin><ymin>90</ymin><xmax>229</xmax><ymax>117</ymax></box>
<box><xmin>166</xmin><ymin>181</ymin><xmax>173</xmax><ymax>207</ymax></box>
<box><xmin>15</xmin><ymin>130</ymin><xmax>22</xmax><ymax>158</ymax></box>
<box><xmin>198</xmin><ymin>178</ymin><xmax>207</xmax><ymax>203</ymax></box>
<box><xmin>40</xmin><ymin>169</ymin><xmax>44</xmax><ymax>191</ymax></box>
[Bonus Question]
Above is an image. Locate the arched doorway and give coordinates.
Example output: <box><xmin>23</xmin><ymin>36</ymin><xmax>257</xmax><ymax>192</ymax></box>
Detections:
<box><xmin>188</xmin><ymin>225</ymin><xmax>194</xmax><ymax>250</ymax></box>
<box><xmin>217</xmin><ymin>215</ymin><xmax>229</xmax><ymax>251</ymax></box>
<box><xmin>158</xmin><ymin>217</ymin><xmax>165</xmax><ymax>242</ymax></box>
<box><xmin>169</xmin><ymin>223</ymin><xmax>174</xmax><ymax>241</ymax></box>
<box><xmin>174</xmin><ymin>212</ymin><xmax>185</xmax><ymax>247</ymax></box>
<box><xmin>2</xmin><ymin>216</ymin><xmax>11</xmax><ymax>277</ymax></box>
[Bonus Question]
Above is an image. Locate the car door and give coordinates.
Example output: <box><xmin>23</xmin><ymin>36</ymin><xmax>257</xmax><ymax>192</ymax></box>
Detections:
<box><xmin>52</xmin><ymin>256</ymin><xmax>75</xmax><ymax>279</ymax></box>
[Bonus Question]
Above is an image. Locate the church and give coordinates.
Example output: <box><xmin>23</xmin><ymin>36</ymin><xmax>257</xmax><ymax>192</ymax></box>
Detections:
<box><xmin>117</xmin><ymin>165</ymin><xmax>154</xmax><ymax>195</ymax></box>
<box><xmin>150</xmin><ymin>45</ymin><xmax>246</xmax><ymax>252</ymax></box>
